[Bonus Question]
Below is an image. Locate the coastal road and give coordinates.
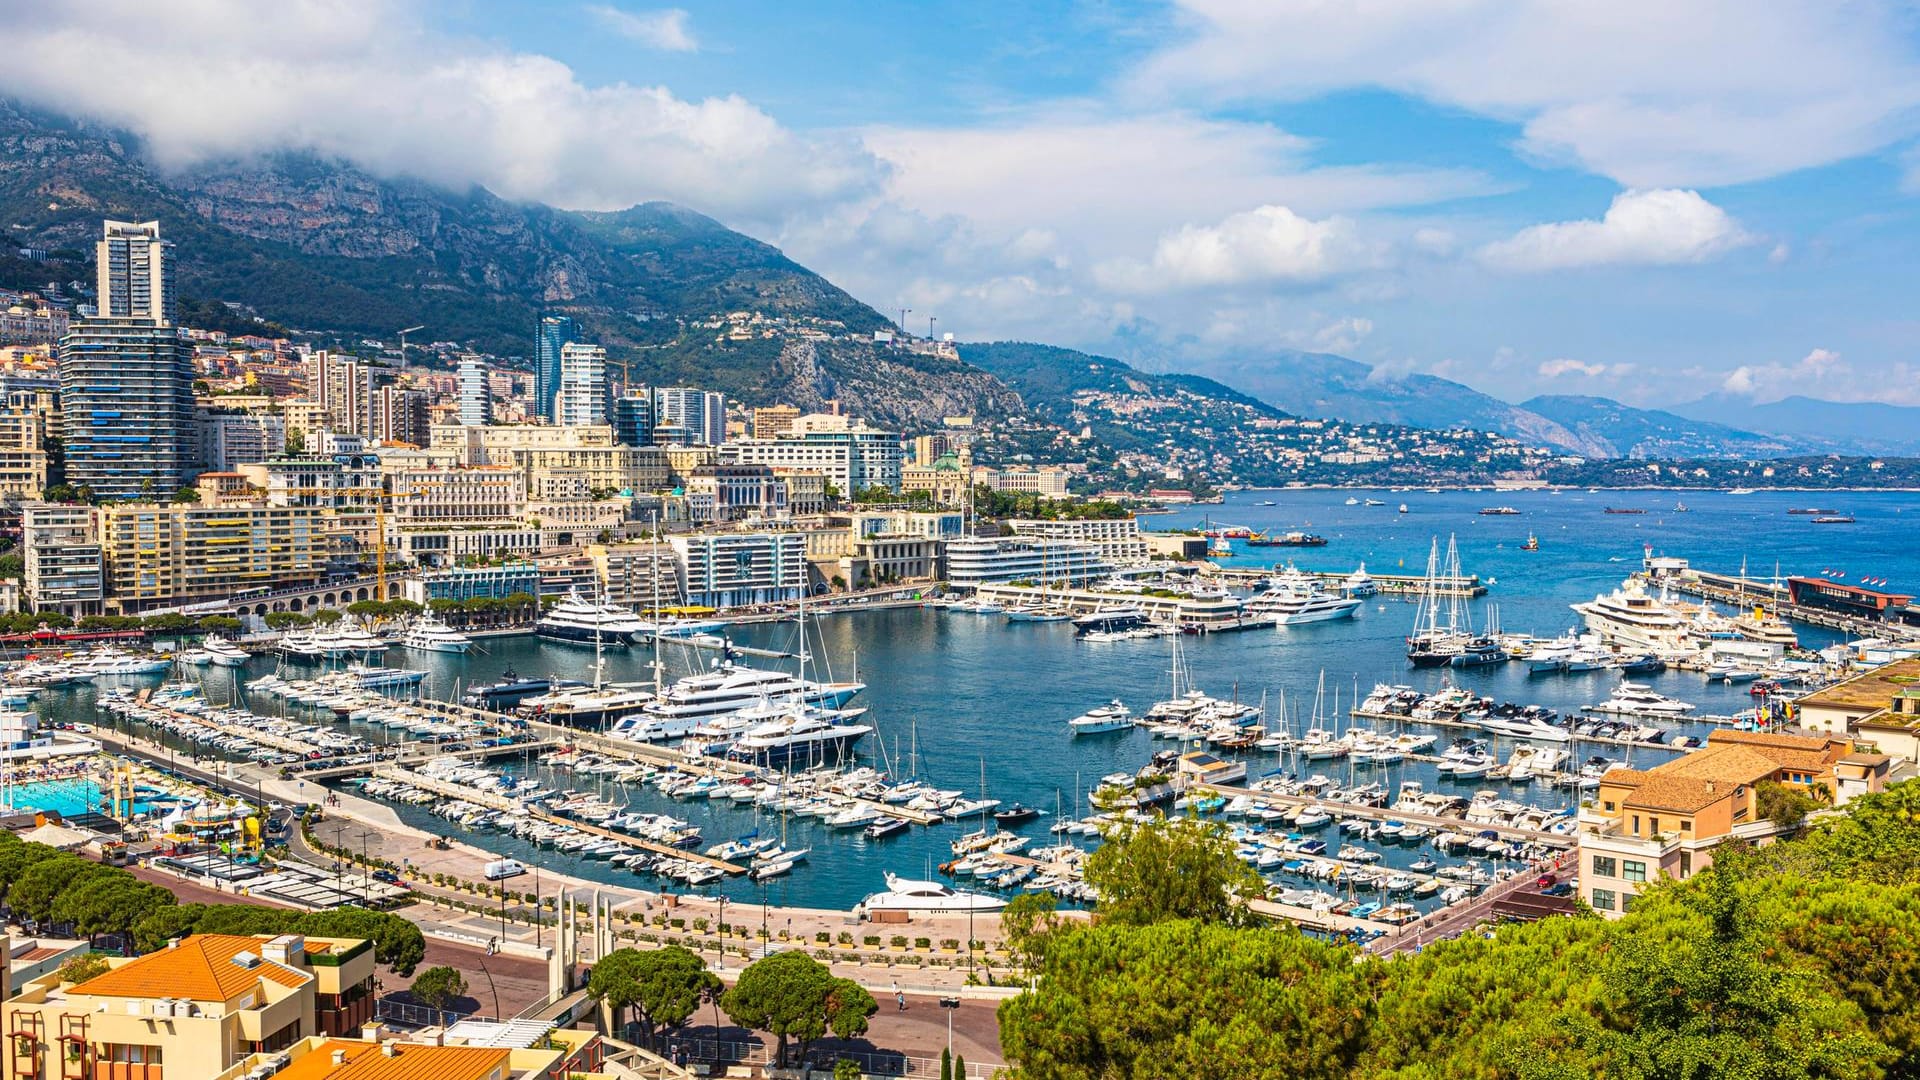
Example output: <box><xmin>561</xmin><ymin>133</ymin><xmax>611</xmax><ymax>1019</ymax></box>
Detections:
<box><xmin>1369</xmin><ymin>848</ymin><xmax>1575</xmax><ymax>956</ymax></box>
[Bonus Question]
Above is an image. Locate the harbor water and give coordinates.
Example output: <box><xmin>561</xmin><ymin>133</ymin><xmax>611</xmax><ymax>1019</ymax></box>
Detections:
<box><xmin>33</xmin><ymin>487</ymin><xmax>1920</xmax><ymax>912</ymax></box>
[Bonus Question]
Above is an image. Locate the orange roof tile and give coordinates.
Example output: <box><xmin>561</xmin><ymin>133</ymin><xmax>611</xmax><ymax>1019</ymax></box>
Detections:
<box><xmin>1707</xmin><ymin>729</ymin><xmax>1840</xmax><ymax>754</ymax></box>
<box><xmin>68</xmin><ymin>934</ymin><xmax>311</xmax><ymax>1002</ymax></box>
<box><xmin>1656</xmin><ymin>745</ymin><xmax>1780</xmax><ymax>785</ymax></box>
<box><xmin>277</xmin><ymin>1040</ymin><xmax>512</xmax><ymax>1080</ymax></box>
<box><xmin>1621</xmin><ymin>775</ymin><xmax>1737</xmax><ymax>815</ymax></box>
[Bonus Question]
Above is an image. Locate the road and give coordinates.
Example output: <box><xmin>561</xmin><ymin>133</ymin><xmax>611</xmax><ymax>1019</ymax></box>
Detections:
<box><xmin>1368</xmin><ymin>849</ymin><xmax>1575</xmax><ymax>956</ymax></box>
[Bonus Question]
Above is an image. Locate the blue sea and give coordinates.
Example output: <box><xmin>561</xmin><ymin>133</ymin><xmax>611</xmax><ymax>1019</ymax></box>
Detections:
<box><xmin>46</xmin><ymin>487</ymin><xmax>1920</xmax><ymax>911</ymax></box>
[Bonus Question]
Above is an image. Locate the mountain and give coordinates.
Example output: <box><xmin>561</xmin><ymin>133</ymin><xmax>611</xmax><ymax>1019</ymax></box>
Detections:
<box><xmin>1677</xmin><ymin>395</ymin><xmax>1920</xmax><ymax>456</ymax></box>
<box><xmin>0</xmin><ymin>101</ymin><xmax>1016</xmax><ymax>427</ymax></box>
<box><xmin>1518</xmin><ymin>395</ymin><xmax>1797</xmax><ymax>459</ymax></box>
<box><xmin>1185</xmin><ymin>350</ymin><xmax>1611</xmax><ymax>456</ymax></box>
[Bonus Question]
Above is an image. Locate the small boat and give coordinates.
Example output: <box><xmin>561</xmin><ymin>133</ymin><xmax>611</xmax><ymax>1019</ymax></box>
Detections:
<box><xmin>1812</xmin><ymin>515</ymin><xmax>1855</xmax><ymax>524</ymax></box>
<box><xmin>1603</xmin><ymin>507</ymin><xmax>1646</xmax><ymax>515</ymax></box>
<box><xmin>863</xmin><ymin>817</ymin><xmax>910</xmax><ymax>840</ymax></box>
<box><xmin>1478</xmin><ymin>507</ymin><xmax>1520</xmax><ymax>516</ymax></box>
<box><xmin>1344</xmin><ymin>496</ymin><xmax>1359</xmax><ymax>506</ymax></box>
<box><xmin>1520</xmin><ymin>532</ymin><xmax>1539</xmax><ymax>552</ymax></box>
<box><xmin>1069</xmin><ymin>700</ymin><xmax>1133</xmax><ymax>734</ymax></box>
<box><xmin>1397</xmin><ymin>503</ymin><xmax>1409</xmax><ymax>514</ymax></box>
<box><xmin>994</xmin><ymin>803</ymin><xmax>1041</xmax><ymax>826</ymax></box>
<box><xmin>1672</xmin><ymin>502</ymin><xmax>1689</xmax><ymax>512</ymax></box>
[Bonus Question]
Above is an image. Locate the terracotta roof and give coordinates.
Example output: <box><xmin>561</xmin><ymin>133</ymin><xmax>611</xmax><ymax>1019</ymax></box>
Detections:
<box><xmin>1597</xmin><ymin>768</ymin><xmax>1650</xmax><ymax>789</ymax></box>
<box><xmin>277</xmin><ymin>1041</ymin><xmax>512</xmax><ymax>1080</ymax></box>
<box><xmin>68</xmin><ymin>934</ymin><xmax>311</xmax><ymax>1002</ymax></box>
<box><xmin>1621</xmin><ymin>775</ymin><xmax>1737</xmax><ymax>815</ymax></box>
<box><xmin>1657</xmin><ymin>745</ymin><xmax>1780</xmax><ymax>786</ymax></box>
<box><xmin>1707</xmin><ymin>729</ymin><xmax>1838</xmax><ymax>753</ymax></box>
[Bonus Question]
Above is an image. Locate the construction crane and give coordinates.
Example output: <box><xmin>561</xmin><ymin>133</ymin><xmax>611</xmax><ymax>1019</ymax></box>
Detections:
<box><xmin>396</xmin><ymin>325</ymin><xmax>426</xmax><ymax>371</ymax></box>
<box><xmin>927</xmin><ymin>315</ymin><xmax>938</xmax><ymax>340</ymax></box>
<box><xmin>897</xmin><ymin>307</ymin><xmax>911</xmax><ymax>333</ymax></box>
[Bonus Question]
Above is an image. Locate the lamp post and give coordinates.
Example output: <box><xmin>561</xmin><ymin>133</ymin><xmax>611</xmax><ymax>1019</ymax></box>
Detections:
<box><xmin>478</xmin><ymin>940</ymin><xmax>503</xmax><ymax>1020</ymax></box>
<box><xmin>714</xmin><ymin>891</ymin><xmax>728</xmax><ymax>971</ymax></box>
<box><xmin>939</xmin><ymin>997</ymin><xmax>960</xmax><ymax>1060</ymax></box>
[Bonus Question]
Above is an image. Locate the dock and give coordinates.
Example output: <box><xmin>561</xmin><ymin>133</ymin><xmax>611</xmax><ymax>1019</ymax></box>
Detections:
<box><xmin>1209</xmin><ymin>566</ymin><xmax>1486</xmax><ymax>598</ymax></box>
<box><xmin>1201</xmin><ymin>782</ymin><xmax>1575</xmax><ymax>849</ymax></box>
<box><xmin>1643</xmin><ymin>569</ymin><xmax>1920</xmax><ymax>642</ymax></box>
<box><xmin>1247</xmin><ymin>898</ymin><xmax>1392</xmax><ymax>936</ymax></box>
<box><xmin>1347</xmin><ymin>707</ymin><xmax>1688</xmax><ymax>755</ymax></box>
<box><xmin>373</xmin><ymin>765</ymin><xmax>750</xmax><ymax>875</ymax></box>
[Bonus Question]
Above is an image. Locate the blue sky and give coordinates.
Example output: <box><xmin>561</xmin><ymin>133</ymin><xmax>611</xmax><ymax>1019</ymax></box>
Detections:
<box><xmin>8</xmin><ymin>1</ymin><xmax>1920</xmax><ymax>406</ymax></box>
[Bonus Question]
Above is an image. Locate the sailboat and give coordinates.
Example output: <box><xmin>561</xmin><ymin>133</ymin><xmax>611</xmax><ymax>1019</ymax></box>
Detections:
<box><xmin>1406</xmin><ymin>535</ymin><xmax>1471</xmax><ymax>666</ymax></box>
<box><xmin>1521</xmin><ymin>532</ymin><xmax>1539</xmax><ymax>552</ymax></box>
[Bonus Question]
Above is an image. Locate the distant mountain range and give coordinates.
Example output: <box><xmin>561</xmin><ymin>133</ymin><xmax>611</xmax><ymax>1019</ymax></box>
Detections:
<box><xmin>5</xmin><ymin>97</ymin><xmax>1914</xmax><ymax>461</ymax></box>
<box><xmin>1179</xmin><ymin>351</ymin><xmax>1920</xmax><ymax>458</ymax></box>
<box><xmin>0</xmin><ymin>101</ymin><xmax>1018</xmax><ymax>427</ymax></box>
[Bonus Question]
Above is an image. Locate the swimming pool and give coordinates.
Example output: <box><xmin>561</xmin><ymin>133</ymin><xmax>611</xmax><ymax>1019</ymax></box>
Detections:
<box><xmin>5</xmin><ymin>778</ymin><xmax>163</xmax><ymax>817</ymax></box>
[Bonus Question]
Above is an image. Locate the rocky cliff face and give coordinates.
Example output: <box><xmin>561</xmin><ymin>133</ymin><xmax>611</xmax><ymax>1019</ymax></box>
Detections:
<box><xmin>0</xmin><ymin>101</ymin><xmax>1017</xmax><ymax>424</ymax></box>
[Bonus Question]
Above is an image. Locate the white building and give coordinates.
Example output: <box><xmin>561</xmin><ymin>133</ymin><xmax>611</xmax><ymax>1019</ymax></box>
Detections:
<box><xmin>458</xmin><ymin>354</ymin><xmax>492</xmax><ymax>426</ymax></box>
<box><xmin>984</xmin><ymin>467</ymin><xmax>1071</xmax><ymax>498</ymax></box>
<box><xmin>719</xmin><ymin>427</ymin><xmax>903</xmax><ymax>495</ymax></box>
<box><xmin>686</xmin><ymin>464</ymin><xmax>789</xmax><ymax>524</ymax></box>
<box><xmin>1008</xmin><ymin>517</ymin><xmax>1149</xmax><ymax>564</ymax></box>
<box><xmin>650</xmin><ymin>387</ymin><xmax>726</xmax><ymax>446</ymax></box>
<box><xmin>557</xmin><ymin>343</ymin><xmax>608</xmax><ymax>426</ymax></box>
<box><xmin>945</xmin><ymin>537</ymin><xmax>1107</xmax><ymax>590</ymax></box>
<box><xmin>96</xmin><ymin>219</ymin><xmax>175</xmax><ymax>323</ymax></box>
<box><xmin>388</xmin><ymin>465</ymin><xmax>527</xmax><ymax>526</ymax></box>
<box><xmin>196</xmin><ymin>409</ymin><xmax>286</xmax><ymax>471</ymax></box>
<box><xmin>670</xmin><ymin>532</ymin><xmax>809</xmax><ymax>608</ymax></box>
<box><xmin>21</xmin><ymin>503</ymin><xmax>103</xmax><ymax>617</ymax></box>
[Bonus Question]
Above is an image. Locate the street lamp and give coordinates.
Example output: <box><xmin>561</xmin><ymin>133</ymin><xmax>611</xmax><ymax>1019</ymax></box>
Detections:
<box><xmin>715</xmin><ymin>892</ymin><xmax>728</xmax><ymax>972</ymax></box>
<box><xmin>478</xmin><ymin>940</ymin><xmax>503</xmax><ymax>1020</ymax></box>
<box><xmin>939</xmin><ymin>997</ymin><xmax>960</xmax><ymax>1060</ymax></box>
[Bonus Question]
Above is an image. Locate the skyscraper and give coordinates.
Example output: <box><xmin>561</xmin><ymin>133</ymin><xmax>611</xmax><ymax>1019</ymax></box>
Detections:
<box><xmin>458</xmin><ymin>355</ymin><xmax>492</xmax><ymax>426</ymax></box>
<box><xmin>651</xmin><ymin>387</ymin><xmax>727</xmax><ymax>446</ymax></box>
<box><xmin>60</xmin><ymin>219</ymin><xmax>195</xmax><ymax>499</ymax></box>
<box><xmin>534</xmin><ymin>314</ymin><xmax>575</xmax><ymax>422</ymax></box>
<box><xmin>95</xmin><ymin>220</ymin><xmax>176</xmax><ymax>324</ymax></box>
<box><xmin>556</xmin><ymin>343</ymin><xmax>608</xmax><ymax>426</ymax></box>
<box><xmin>612</xmin><ymin>390</ymin><xmax>654</xmax><ymax>446</ymax></box>
<box><xmin>59</xmin><ymin>318</ymin><xmax>196</xmax><ymax>499</ymax></box>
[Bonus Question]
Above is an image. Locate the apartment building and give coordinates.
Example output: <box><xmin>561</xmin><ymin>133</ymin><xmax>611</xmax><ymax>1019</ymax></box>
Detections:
<box><xmin>591</xmin><ymin>542</ymin><xmax>684</xmax><ymax>609</ymax></box>
<box><xmin>400</xmin><ymin>562</ymin><xmax>541</xmax><ymax>605</ymax></box>
<box><xmin>1007</xmin><ymin>516</ymin><xmax>1149</xmax><ymax>563</ymax></box>
<box><xmin>719</xmin><ymin>426</ymin><xmax>903</xmax><ymax>494</ymax></box>
<box><xmin>774</xmin><ymin>469</ymin><xmax>828</xmax><ymax>516</ymax></box>
<box><xmin>388</xmin><ymin>466</ymin><xmax>527</xmax><ymax>526</ymax></box>
<box><xmin>752</xmin><ymin>404</ymin><xmax>800</xmax><ymax>440</ymax></box>
<box><xmin>1577</xmin><ymin>728</ymin><xmax>1877</xmax><ymax>918</ymax></box>
<box><xmin>2</xmin><ymin>933</ymin><xmax>376</xmax><ymax>1080</ymax></box>
<box><xmin>97</xmin><ymin>503</ymin><xmax>327</xmax><ymax>611</ymax></box>
<box><xmin>19</xmin><ymin>503</ymin><xmax>103</xmax><ymax>617</ymax></box>
<box><xmin>944</xmin><ymin>537</ymin><xmax>1107</xmax><ymax>590</ymax></box>
<box><xmin>0</xmin><ymin>405</ymin><xmax>47</xmax><ymax>501</ymax></box>
<box><xmin>669</xmin><ymin>533</ymin><xmax>808</xmax><ymax>608</ymax></box>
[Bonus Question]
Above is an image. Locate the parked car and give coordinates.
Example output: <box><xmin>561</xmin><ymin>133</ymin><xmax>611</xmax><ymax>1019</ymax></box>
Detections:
<box><xmin>1543</xmin><ymin>882</ymin><xmax>1575</xmax><ymax>897</ymax></box>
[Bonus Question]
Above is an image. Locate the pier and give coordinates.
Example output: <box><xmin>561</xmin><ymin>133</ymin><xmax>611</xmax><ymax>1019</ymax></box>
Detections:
<box><xmin>1201</xmin><ymin>782</ymin><xmax>1576</xmax><ymax>849</ymax></box>
<box><xmin>1209</xmin><ymin>565</ymin><xmax>1486</xmax><ymax>598</ymax></box>
<box><xmin>373</xmin><ymin>765</ymin><xmax>751</xmax><ymax>875</ymax></box>
<box><xmin>1644</xmin><ymin>570</ymin><xmax>1920</xmax><ymax>641</ymax></box>
<box><xmin>1347</xmin><ymin>707</ymin><xmax>1689</xmax><ymax>755</ymax></box>
<box><xmin>298</xmin><ymin>740</ymin><xmax>560</xmax><ymax>780</ymax></box>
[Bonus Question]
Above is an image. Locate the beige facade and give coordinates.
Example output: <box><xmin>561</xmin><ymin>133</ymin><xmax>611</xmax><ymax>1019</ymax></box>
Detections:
<box><xmin>0</xmin><ymin>406</ymin><xmax>47</xmax><ymax>501</ymax></box>
<box><xmin>752</xmin><ymin>404</ymin><xmax>800</xmax><ymax>440</ymax></box>
<box><xmin>900</xmin><ymin>464</ymin><xmax>970</xmax><ymax>507</ymax></box>
<box><xmin>2</xmin><ymin>933</ymin><xmax>376</xmax><ymax>1080</ymax></box>
<box><xmin>20</xmin><ymin>503</ymin><xmax>103</xmax><ymax>617</ymax></box>
<box><xmin>1577</xmin><ymin>729</ymin><xmax>1865</xmax><ymax>918</ymax></box>
<box><xmin>98</xmin><ymin>503</ymin><xmax>327</xmax><ymax>611</ymax></box>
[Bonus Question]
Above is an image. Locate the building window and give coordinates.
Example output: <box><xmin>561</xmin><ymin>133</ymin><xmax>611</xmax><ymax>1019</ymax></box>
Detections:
<box><xmin>1590</xmin><ymin>855</ymin><xmax>1617</xmax><ymax>878</ymax></box>
<box><xmin>1631</xmin><ymin>814</ymin><xmax>1641</xmax><ymax>836</ymax></box>
<box><xmin>1591</xmin><ymin>888</ymin><xmax>1616</xmax><ymax>911</ymax></box>
<box><xmin>1680</xmin><ymin>820</ymin><xmax>1692</xmax><ymax>834</ymax></box>
<box><xmin>1622</xmin><ymin>860</ymin><xmax>1647</xmax><ymax>883</ymax></box>
<box><xmin>1679</xmin><ymin>851</ymin><xmax>1692</xmax><ymax>877</ymax></box>
<box><xmin>1621</xmin><ymin>893</ymin><xmax>1636</xmax><ymax>913</ymax></box>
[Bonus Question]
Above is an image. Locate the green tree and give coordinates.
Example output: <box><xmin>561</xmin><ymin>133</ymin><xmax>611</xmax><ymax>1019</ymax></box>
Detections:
<box><xmin>835</xmin><ymin>1059</ymin><xmax>862</xmax><ymax>1080</ymax></box>
<box><xmin>311</xmin><ymin>608</ymin><xmax>343</xmax><ymax>625</ymax></box>
<box><xmin>1083</xmin><ymin>816</ymin><xmax>1265</xmax><ymax>926</ymax></box>
<box><xmin>590</xmin><ymin>946</ymin><xmax>722</xmax><ymax>1048</ymax></box>
<box><xmin>265</xmin><ymin>610</ymin><xmax>311</xmax><ymax>630</ymax></box>
<box><xmin>999</xmin><ymin>892</ymin><xmax>1062</xmax><ymax>972</ymax></box>
<box><xmin>997</xmin><ymin>919</ymin><xmax>1371</xmax><ymax>1080</ymax></box>
<box><xmin>57</xmin><ymin>953</ymin><xmax>110</xmax><ymax>985</ymax></box>
<box><xmin>1756</xmin><ymin>780</ymin><xmax>1823</xmax><ymax>830</ymax></box>
<box><xmin>721</xmin><ymin>951</ymin><xmax>877</xmax><ymax>1067</ymax></box>
<box><xmin>294</xmin><ymin>908</ymin><xmax>427</xmax><ymax>976</ymax></box>
<box><xmin>940</xmin><ymin>1047</ymin><xmax>952</xmax><ymax>1080</ymax></box>
<box><xmin>409</xmin><ymin>965</ymin><xmax>469</xmax><ymax>1011</ymax></box>
<box><xmin>196</xmin><ymin>615</ymin><xmax>244</xmax><ymax>634</ymax></box>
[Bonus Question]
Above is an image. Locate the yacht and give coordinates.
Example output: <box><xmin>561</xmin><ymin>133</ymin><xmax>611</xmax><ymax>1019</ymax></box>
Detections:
<box><xmin>1477</xmin><ymin>707</ymin><xmax>1571</xmax><ymax>743</ymax></box>
<box><xmin>859</xmin><ymin>873</ymin><xmax>1007</xmax><ymax>914</ymax></box>
<box><xmin>1069</xmin><ymin>700</ymin><xmax>1134</xmax><ymax>735</ymax></box>
<box><xmin>526</xmin><ymin>681</ymin><xmax>656</xmax><ymax>729</ymax></box>
<box><xmin>1342</xmin><ymin>564</ymin><xmax>1378</xmax><ymax>598</ymax></box>
<box><xmin>1587</xmin><ymin>682</ymin><xmax>1696</xmax><ymax>717</ymax></box>
<box><xmin>280</xmin><ymin>624</ymin><xmax>387</xmax><ymax>660</ymax></box>
<box><xmin>614</xmin><ymin>661</ymin><xmax>865</xmax><ymax>740</ymax></box>
<box><xmin>201</xmin><ymin>634</ymin><xmax>251</xmax><ymax>668</ymax></box>
<box><xmin>76</xmin><ymin>648</ymin><xmax>173</xmax><ymax>676</ymax></box>
<box><xmin>399</xmin><ymin>616</ymin><xmax>474</xmax><ymax>654</ymax></box>
<box><xmin>536</xmin><ymin>591</ymin><xmax>649</xmax><ymax>646</ymax></box>
<box><xmin>724</xmin><ymin>710</ymin><xmax>873</xmax><ymax>768</ymax></box>
<box><xmin>1245</xmin><ymin>568</ymin><xmax>1361</xmax><ymax>625</ymax></box>
<box><xmin>1571</xmin><ymin>579</ymin><xmax>1696</xmax><ymax>655</ymax></box>
<box><xmin>463</xmin><ymin>667</ymin><xmax>585</xmax><ymax>710</ymax></box>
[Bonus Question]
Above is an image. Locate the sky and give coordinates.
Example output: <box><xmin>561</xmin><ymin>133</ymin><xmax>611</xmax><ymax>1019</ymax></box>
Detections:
<box><xmin>5</xmin><ymin>0</ymin><xmax>1920</xmax><ymax>407</ymax></box>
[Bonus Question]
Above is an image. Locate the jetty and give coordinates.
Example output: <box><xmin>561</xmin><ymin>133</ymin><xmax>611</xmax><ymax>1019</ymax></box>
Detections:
<box><xmin>1346</xmin><ymin>707</ymin><xmax>1689</xmax><ymax>755</ymax></box>
<box><xmin>1210</xmin><ymin>565</ymin><xmax>1486</xmax><ymax>599</ymax></box>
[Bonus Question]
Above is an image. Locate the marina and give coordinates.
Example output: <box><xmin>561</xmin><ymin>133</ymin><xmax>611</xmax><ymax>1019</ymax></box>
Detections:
<box><xmin>7</xmin><ymin>487</ymin><xmax>1920</xmax><ymax>934</ymax></box>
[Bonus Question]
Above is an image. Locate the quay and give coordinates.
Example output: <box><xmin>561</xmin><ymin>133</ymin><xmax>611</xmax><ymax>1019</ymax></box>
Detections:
<box><xmin>1347</xmin><ymin>707</ymin><xmax>1689</xmax><ymax>755</ymax></box>
<box><xmin>298</xmin><ymin>739</ymin><xmax>561</xmax><ymax>780</ymax></box>
<box><xmin>1209</xmin><ymin>565</ymin><xmax>1486</xmax><ymax>598</ymax></box>
<box><xmin>1248</xmin><ymin>898</ymin><xmax>1392</xmax><ymax>937</ymax></box>
<box><xmin>372</xmin><ymin>764</ymin><xmax>751</xmax><ymax>875</ymax></box>
<box><xmin>971</xmin><ymin>583</ymin><xmax>1281</xmax><ymax>631</ymax></box>
<box><xmin>1640</xmin><ymin>566</ymin><xmax>1920</xmax><ymax>642</ymax></box>
<box><xmin>1202</xmin><ymin>782</ymin><xmax>1576</xmax><ymax>849</ymax></box>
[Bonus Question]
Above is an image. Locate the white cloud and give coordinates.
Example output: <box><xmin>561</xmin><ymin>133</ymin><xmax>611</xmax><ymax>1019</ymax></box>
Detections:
<box><xmin>1410</xmin><ymin>227</ymin><xmax>1458</xmax><ymax>257</ymax></box>
<box><xmin>0</xmin><ymin>0</ymin><xmax>875</xmax><ymax>222</ymax></box>
<box><xmin>1479</xmin><ymin>189</ymin><xmax>1755</xmax><ymax>271</ymax></box>
<box><xmin>1720</xmin><ymin>347</ymin><xmax>1848</xmax><ymax>400</ymax></box>
<box><xmin>1094</xmin><ymin>205</ymin><xmax>1372</xmax><ymax>292</ymax></box>
<box><xmin>1130</xmin><ymin>1</ymin><xmax>1920</xmax><ymax>187</ymax></box>
<box><xmin>587</xmin><ymin>6</ymin><xmax>698</xmax><ymax>52</ymax></box>
<box><xmin>1538</xmin><ymin>358</ymin><xmax>1635</xmax><ymax>379</ymax></box>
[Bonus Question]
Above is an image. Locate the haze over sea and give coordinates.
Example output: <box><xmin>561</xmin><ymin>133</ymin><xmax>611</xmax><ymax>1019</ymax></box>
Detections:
<box><xmin>46</xmin><ymin>488</ymin><xmax>1920</xmax><ymax>912</ymax></box>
